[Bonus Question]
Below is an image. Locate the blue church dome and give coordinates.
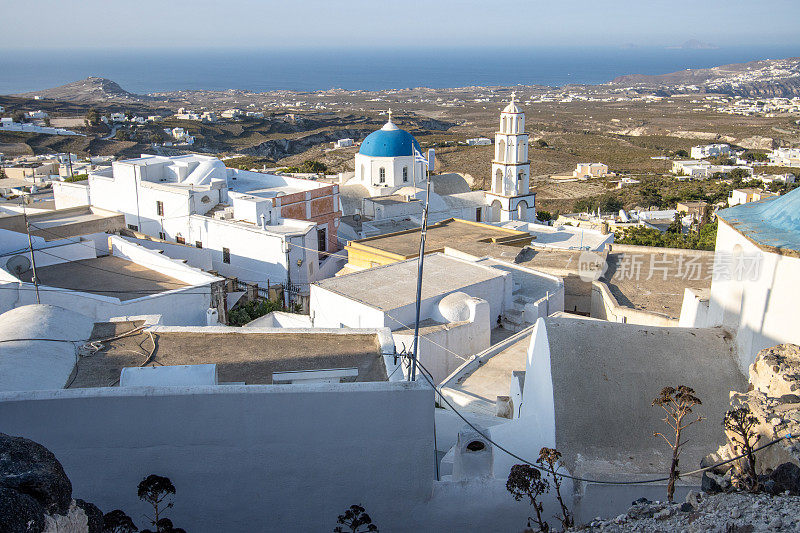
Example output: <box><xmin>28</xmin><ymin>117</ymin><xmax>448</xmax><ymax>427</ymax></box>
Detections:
<box><xmin>359</xmin><ymin>118</ymin><xmax>421</xmax><ymax>158</ymax></box>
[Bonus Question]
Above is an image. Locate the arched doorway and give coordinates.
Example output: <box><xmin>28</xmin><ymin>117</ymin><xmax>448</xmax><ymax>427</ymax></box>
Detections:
<box><xmin>517</xmin><ymin>200</ymin><xmax>528</xmax><ymax>220</ymax></box>
<box><xmin>497</xmin><ymin>140</ymin><xmax>505</xmax><ymax>162</ymax></box>
<box><xmin>494</xmin><ymin>169</ymin><xmax>503</xmax><ymax>194</ymax></box>
<box><xmin>490</xmin><ymin>200</ymin><xmax>502</xmax><ymax>222</ymax></box>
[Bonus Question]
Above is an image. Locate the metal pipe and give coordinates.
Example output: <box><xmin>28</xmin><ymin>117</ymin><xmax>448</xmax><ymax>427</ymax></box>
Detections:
<box><xmin>21</xmin><ymin>201</ymin><xmax>40</xmax><ymax>304</ymax></box>
<box><xmin>410</xmin><ymin>162</ymin><xmax>430</xmax><ymax>382</ymax></box>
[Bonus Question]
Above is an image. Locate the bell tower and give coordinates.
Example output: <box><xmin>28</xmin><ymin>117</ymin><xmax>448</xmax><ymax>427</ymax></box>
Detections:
<box><xmin>491</xmin><ymin>92</ymin><xmax>529</xmax><ymax>197</ymax></box>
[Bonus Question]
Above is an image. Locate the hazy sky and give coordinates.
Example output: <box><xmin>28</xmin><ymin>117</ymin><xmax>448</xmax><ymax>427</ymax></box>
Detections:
<box><xmin>2</xmin><ymin>0</ymin><xmax>799</xmax><ymax>50</ymax></box>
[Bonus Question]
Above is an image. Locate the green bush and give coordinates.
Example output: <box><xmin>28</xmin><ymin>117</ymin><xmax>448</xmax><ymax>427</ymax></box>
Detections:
<box><xmin>64</xmin><ymin>174</ymin><xmax>88</xmax><ymax>182</ymax></box>
<box><xmin>617</xmin><ymin>221</ymin><xmax>717</xmax><ymax>250</ymax></box>
<box><xmin>228</xmin><ymin>299</ymin><xmax>281</xmax><ymax>326</ymax></box>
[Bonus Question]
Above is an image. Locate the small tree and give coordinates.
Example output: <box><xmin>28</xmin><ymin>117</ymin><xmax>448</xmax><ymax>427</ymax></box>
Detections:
<box><xmin>537</xmin><ymin>448</ymin><xmax>573</xmax><ymax>529</ymax></box>
<box><xmin>506</xmin><ymin>464</ymin><xmax>550</xmax><ymax>532</ymax></box>
<box><xmin>137</xmin><ymin>475</ymin><xmax>176</xmax><ymax>533</ymax></box>
<box><xmin>333</xmin><ymin>505</ymin><xmax>378</xmax><ymax>533</ymax></box>
<box><xmin>103</xmin><ymin>509</ymin><xmax>138</xmax><ymax>533</ymax></box>
<box><xmin>724</xmin><ymin>405</ymin><xmax>761</xmax><ymax>491</ymax></box>
<box><xmin>86</xmin><ymin>108</ymin><xmax>100</xmax><ymax>126</ymax></box>
<box><xmin>652</xmin><ymin>386</ymin><xmax>704</xmax><ymax>502</ymax></box>
<box><xmin>301</xmin><ymin>160</ymin><xmax>327</xmax><ymax>173</ymax></box>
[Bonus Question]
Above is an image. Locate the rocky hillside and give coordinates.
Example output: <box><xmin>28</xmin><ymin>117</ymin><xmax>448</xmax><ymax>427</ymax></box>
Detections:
<box><xmin>611</xmin><ymin>57</ymin><xmax>800</xmax><ymax>97</ymax></box>
<box><xmin>0</xmin><ymin>433</ymin><xmax>103</xmax><ymax>532</ymax></box>
<box><xmin>577</xmin><ymin>491</ymin><xmax>800</xmax><ymax>532</ymax></box>
<box><xmin>14</xmin><ymin>77</ymin><xmax>148</xmax><ymax>103</ymax></box>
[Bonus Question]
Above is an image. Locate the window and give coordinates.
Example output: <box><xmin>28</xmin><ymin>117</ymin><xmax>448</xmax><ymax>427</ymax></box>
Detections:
<box><xmin>195</xmin><ymin>241</ymin><xmax>203</xmax><ymax>249</ymax></box>
<box><xmin>222</xmin><ymin>247</ymin><xmax>230</xmax><ymax>264</ymax></box>
<box><xmin>158</xmin><ymin>231</ymin><xmax>166</xmax><ymax>240</ymax></box>
<box><xmin>317</xmin><ymin>227</ymin><xmax>327</xmax><ymax>253</ymax></box>
<box><xmin>360</xmin><ymin>164</ymin><xmax>365</xmax><ymax>181</ymax></box>
<box><xmin>156</xmin><ymin>200</ymin><xmax>164</xmax><ymax>216</ymax></box>
<box><xmin>176</xmin><ymin>235</ymin><xmax>185</xmax><ymax>244</ymax></box>
<box><xmin>127</xmin><ymin>224</ymin><xmax>138</xmax><ymax>231</ymax></box>
<box><xmin>402</xmin><ymin>166</ymin><xmax>408</xmax><ymax>182</ymax></box>
<box><xmin>379</xmin><ymin>167</ymin><xmax>385</xmax><ymax>183</ymax></box>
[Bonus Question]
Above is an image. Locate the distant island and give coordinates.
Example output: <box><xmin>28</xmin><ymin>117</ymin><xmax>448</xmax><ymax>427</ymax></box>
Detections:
<box><xmin>666</xmin><ymin>39</ymin><xmax>720</xmax><ymax>50</ymax></box>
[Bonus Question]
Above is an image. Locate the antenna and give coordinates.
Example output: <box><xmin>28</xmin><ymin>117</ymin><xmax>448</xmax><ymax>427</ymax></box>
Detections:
<box><xmin>21</xmin><ymin>200</ymin><xmax>40</xmax><ymax>304</ymax></box>
<box><xmin>6</xmin><ymin>255</ymin><xmax>31</xmax><ymax>278</ymax></box>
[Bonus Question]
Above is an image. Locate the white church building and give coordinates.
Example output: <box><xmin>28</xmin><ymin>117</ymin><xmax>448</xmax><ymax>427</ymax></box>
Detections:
<box><xmin>338</xmin><ymin>97</ymin><xmax>537</xmax><ymax>241</ymax></box>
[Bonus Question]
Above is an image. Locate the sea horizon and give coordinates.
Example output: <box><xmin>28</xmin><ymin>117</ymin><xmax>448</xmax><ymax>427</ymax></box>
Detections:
<box><xmin>0</xmin><ymin>45</ymin><xmax>797</xmax><ymax>96</ymax></box>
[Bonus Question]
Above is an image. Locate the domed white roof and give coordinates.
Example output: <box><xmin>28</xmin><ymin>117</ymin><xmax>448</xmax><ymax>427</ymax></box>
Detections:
<box><xmin>502</xmin><ymin>92</ymin><xmax>522</xmax><ymax>114</ymax></box>
<box><xmin>183</xmin><ymin>158</ymin><xmax>227</xmax><ymax>186</ymax></box>
<box><xmin>0</xmin><ymin>305</ymin><xmax>95</xmax><ymax>392</ymax></box>
<box><xmin>437</xmin><ymin>292</ymin><xmax>474</xmax><ymax>323</ymax></box>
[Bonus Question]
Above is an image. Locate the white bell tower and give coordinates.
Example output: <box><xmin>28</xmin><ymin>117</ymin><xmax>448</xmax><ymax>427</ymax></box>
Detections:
<box><xmin>491</xmin><ymin>92</ymin><xmax>529</xmax><ymax>197</ymax></box>
<box><xmin>484</xmin><ymin>93</ymin><xmax>536</xmax><ymax>223</ymax></box>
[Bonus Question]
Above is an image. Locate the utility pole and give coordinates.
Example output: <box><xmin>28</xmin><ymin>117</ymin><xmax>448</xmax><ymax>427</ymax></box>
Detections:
<box><xmin>410</xmin><ymin>155</ymin><xmax>431</xmax><ymax>382</ymax></box>
<box><xmin>66</xmin><ymin>152</ymin><xmax>74</xmax><ymax>178</ymax></box>
<box><xmin>21</xmin><ymin>200</ymin><xmax>40</xmax><ymax>304</ymax></box>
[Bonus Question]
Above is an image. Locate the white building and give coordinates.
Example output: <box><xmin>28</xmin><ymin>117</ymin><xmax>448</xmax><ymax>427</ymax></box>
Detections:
<box><xmin>220</xmin><ymin>109</ymin><xmax>243</xmax><ymax>119</ymax></box>
<box><xmin>769</xmin><ymin>147</ymin><xmax>800</xmax><ymax>167</ymax></box>
<box><xmin>758</xmin><ymin>173</ymin><xmax>796</xmax><ymax>185</ymax></box>
<box><xmin>681</xmin><ymin>187</ymin><xmax>800</xmax><ymax>371</ymax></box>
<box><xmin>0</xmin><ymin>304</ymin><xmax>549</xmax><ymax>531</ymax></box>
<box><xmin>690</xmin><ymin>143</ymin><xmax>731</xmax><ymax>159</ymax></box>
<box><xmin>334</xmin><ymin>138</ymin><xmax>354</xmax><ymax>148</ymax></box>
<box><xmin>466</xmin><ymin>137</ymin><xmax>492</xmax><ymax>146</ymax></box>
<box><xmin>727</xmin><ymin>188</ymin><xmax>778</xmax><ymax>206</ymax></box>
<box><xmin>312</xmin><ymin>251</ymin><xmax>563</xmax><ymax>382</ymax></box>
<box><xmin>110</xmin><ymin>113</ymin><xmax>126</xmax><ymax>122</ymax></box>
<box><xmin>573</xmin><ymin>162</ymin><xmax>608</xmax><ymax>178</ymax></box>
<box><xmin>337</xmin><ymin>97</ymin><xmax>537</xmax><ymax>237</ymax></box>
<box><xmin>353</xmin><ymin>110</ymin><xmax>429</xmax><ymax>195</ymax></box>
<box><xmin>54</xmin><ymin>154</ymin><xmax>338</xmax><ymax>294</ymax></box>
<box><xmin>26</xmin><ymin>110</ymin><xmax>49</xmax><ymax>119</ymax></box>
<box><xmin>0</xmin><ymin>206</ymin><xmax>221</xmax><ymax>325</ymax></box>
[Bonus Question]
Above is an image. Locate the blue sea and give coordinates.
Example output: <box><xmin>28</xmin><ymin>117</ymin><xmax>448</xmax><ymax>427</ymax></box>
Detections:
<box><xmin>0</xmin><ymin>46</ymin><xmax>797</xmax><ymax>95</ymax></box>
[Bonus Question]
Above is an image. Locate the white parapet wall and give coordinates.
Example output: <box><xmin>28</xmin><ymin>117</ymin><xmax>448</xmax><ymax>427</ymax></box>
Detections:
<box><xmin>591</xmin><ymin>280</ymin><xmax>678</xmax><ymax>327</ymax></box>
<box><xmin>52</xmin><ymin>181</ymin><xmax>91</xmax><ymax>210</ymax></box>
<box><xmin>0</xmin><ymin>382</ymin><xmax>433</xmax><ymax>532</ymax></box>
<box><xmin>109</xmin><ymin>235</ymin><xmax>219</xmax><ymax>286</ymax></box>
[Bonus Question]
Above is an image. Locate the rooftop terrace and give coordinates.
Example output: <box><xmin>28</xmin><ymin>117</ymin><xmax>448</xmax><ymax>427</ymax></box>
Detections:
<box><xmin>17</xmin><ymin>256</ymin><xmax>189</xmax><ymax>301</ymax></box>
<box><xmin>347</xmin><ymin>218</ymin><xmax>533</xmax><ymax>259</ymax></box>
<box><xmin>544</xmin><ymin>317</ymin><xmax>745</xmax><ymax>475</ymax></box>
<box><xmin>69</xmin><ymin>323</ymin><xmax>387</xmax><ymax>388</ymax></box>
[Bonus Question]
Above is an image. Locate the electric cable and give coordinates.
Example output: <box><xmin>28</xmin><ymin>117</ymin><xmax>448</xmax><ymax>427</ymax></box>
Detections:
<box><xmin>408</xmin><ymin>354</ymin><xmax>794</xmax><ymax>486</ymax></box>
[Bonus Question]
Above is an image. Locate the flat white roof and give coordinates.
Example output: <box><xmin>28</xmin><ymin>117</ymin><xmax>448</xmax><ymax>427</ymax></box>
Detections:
<box><xmin>314</xmin><ymin>253</ymin><xmax>507</xmax><ymax>311</ymax></box>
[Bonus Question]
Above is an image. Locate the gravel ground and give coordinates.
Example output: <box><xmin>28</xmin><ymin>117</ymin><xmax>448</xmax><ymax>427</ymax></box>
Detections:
<box><xmin>572</xmin><ymin>491</ymin><xmax>800</xmax><ymax>532</ymax></box>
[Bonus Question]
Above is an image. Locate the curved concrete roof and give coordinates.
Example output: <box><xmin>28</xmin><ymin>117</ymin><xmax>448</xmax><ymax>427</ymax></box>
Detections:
<box><xmin>543</xmin><ymin>317</ymin><xmax>746</xmax><ymax>475</ymax></box>
<box><xmin>0</xmin><ymin>305</ymin><xmax>95</xmax><ymax>392</ymax></box>
<box><xmin>338</xmin><ymin>184</ymin><xmax>371</xmax><ymax>216</ymax></box>
<box><xmin>717</xmin><ymin>187</ymin><xmax>800</xmax><ymax>255</ymax></box>
<box><xmin>431</xmin><ymin>173</ymin><xmax>471</xmax><ymax>195</ymax></box>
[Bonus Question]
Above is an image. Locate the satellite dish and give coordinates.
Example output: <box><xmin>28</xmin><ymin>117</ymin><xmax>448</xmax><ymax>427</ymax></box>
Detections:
<box><xmin>6</xmin><ymin>255</ymin><xmax>31</xmax><ymax>278</ymax></box>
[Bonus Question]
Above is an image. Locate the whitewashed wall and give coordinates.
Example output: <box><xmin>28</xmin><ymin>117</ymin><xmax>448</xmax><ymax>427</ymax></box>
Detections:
<box><xmin>52</xmin><ymin>181</ymin><xmax>90</xmax><ymax>209</ymax></box>
<box><xmin>0</xmin><ymin>383</ymin><xmax>433</xmax><ymax>532</ymax></box>
<box><xmin>707</xmin><ymin>220</ymin><xmax>800</xmax><ymax>371</ymax></box>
